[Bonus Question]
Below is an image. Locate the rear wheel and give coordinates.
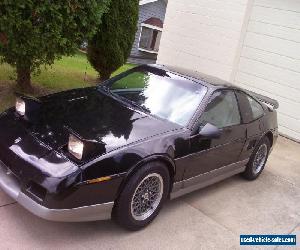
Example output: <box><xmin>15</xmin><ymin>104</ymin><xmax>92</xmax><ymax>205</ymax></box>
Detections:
<box><xmin>113</xmin><ymin>162</ymin><xmax>170</xmax><ymax>230</ymax></box>
<box><xmin>242</xmin><ymin>137</ymin><xmax>270</xmax><ymax>180</ymax></box>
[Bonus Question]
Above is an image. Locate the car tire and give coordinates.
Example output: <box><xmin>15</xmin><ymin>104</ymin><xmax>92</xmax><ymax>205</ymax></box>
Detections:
<box><xmin>113</xmin><ymin>161</ymin><xmax>170</xmax><ymax>231</ymax></box>
<box><xmin>242</xmin><ymin>137</ymin><xmax>270</xmax><ymax>180</ymax></box>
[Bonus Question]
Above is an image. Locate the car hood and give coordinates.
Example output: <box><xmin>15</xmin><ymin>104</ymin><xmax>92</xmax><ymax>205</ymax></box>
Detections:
<box><xmin>28</xmin><ymin>87</ymin><xmax>181</xmax><ymax>155</ymax></box>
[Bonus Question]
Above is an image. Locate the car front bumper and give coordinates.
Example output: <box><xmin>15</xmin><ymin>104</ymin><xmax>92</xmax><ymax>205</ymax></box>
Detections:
<box><xmin>0</xmin><ymin>160</ymin><xmax>114</xmax><ymax>222</ymax></box>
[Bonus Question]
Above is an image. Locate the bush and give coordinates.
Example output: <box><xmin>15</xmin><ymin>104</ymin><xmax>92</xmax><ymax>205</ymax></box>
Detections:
<box><xmin>87</xmin><ymin>0</ymin><xmax>139</xmax><ymax>81</ymax></box>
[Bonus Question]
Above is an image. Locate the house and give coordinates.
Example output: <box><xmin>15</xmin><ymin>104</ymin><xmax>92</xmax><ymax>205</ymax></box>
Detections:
<box><xmin>157</xmin><ymin>0</ymin><xmax>300</xmax><ymax>142</ymax></box>
<box><xmin>129</xmin><ymin>0</ymin><xmax>168</xmax><ymax>64</ymax></box>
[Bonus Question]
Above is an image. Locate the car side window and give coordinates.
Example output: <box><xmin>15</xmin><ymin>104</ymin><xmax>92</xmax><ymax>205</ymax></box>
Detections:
<box><xmin>199</xmin><ymin>90</ymin><xmax>241</xmax><ymax>129</ymax></box>
<box><xmin>246</xmin><ymin>95</ymin><xmax>264</xmax><ymax>120</ymax></box>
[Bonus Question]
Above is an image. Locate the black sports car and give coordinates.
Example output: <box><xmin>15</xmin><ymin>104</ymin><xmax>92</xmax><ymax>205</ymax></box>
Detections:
<box><xmin>0</xmin><ymin>65</ymin><xmax>278</xmax><ymax>230</ymax></box>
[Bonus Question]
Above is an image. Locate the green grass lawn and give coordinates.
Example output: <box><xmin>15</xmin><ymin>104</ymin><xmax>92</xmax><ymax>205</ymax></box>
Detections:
<box><xmin>112</xmin><ymin>71</ymin><xmax>146</xmax><ymax>89</ymax></box>
<box><xmin>0</xmin><ymin>51</ymin><xmax>135</xmax><ymax>112</ymax></box>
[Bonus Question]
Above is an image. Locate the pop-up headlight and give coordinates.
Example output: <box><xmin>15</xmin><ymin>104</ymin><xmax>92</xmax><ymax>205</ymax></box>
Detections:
<box><xmin>68</xmin><ymin>134</ymin><xmax>84</xmax><ymax>160</ymax></box>
<box><xmin>16</xmin><ymin>97</ymin><xmax>26</xmax><ymax>116</ymax></box>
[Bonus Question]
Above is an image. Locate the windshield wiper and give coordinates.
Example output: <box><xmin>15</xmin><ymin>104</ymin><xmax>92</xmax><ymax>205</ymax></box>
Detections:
<box><xmin>98</xmin><ymin>86</ymin><xmax>150</xmax><ymax>114</ymax></box>
<box><xmin>119</xmin><ymin>96</ymin><xmax>150</xmax><ymax>113</ymax></box>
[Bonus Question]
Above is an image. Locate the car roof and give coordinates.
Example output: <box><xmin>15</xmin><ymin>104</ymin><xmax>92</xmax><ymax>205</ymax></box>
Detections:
<box><xmin>146</xmin><ymin>64</ymin><xmax>239</xmax><ymax>91</ymax></box>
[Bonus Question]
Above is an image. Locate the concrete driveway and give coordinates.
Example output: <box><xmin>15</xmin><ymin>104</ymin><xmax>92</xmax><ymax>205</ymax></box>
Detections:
<box><xmin>0</xmin><ymin>136</ymin><xmax>299</xmax><ymax>249</ymax></box>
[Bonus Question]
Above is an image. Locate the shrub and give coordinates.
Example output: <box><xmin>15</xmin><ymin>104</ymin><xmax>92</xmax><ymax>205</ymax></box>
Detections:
<box><xmin>87</xmin><ymin>0</ymin><xmax>139</xmax><ymax>81</ymax></box>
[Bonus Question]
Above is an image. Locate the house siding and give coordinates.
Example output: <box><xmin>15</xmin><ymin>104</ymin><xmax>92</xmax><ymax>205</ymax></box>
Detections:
<box><xmin>130</xmin><ymin>0</ymin><xmax>167</xmax><ymax>62</ymax></box>
<box><xmin>233</xmin><ymin>0</ymin><xmax>300</xmax><ymax>141</ymax></box>
<box><xmin>157</xmin><ymin>0</ymin><xmax>250</xmax><ymax>81</ymax></box>
<box><xmin>158</xmin><ymin>0</ymin><xmax>300</xmax><ymax>141</ymax></box>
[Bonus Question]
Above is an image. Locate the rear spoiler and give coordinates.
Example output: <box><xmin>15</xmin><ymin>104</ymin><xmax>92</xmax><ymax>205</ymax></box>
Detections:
<box><xmin>247</xmin><ymin>91</ymin><xmax>279</xmax><ymax>110</ymax></box>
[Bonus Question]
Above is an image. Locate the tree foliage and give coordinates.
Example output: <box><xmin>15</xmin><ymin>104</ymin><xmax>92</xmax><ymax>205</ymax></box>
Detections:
<box><xmin>0</xmin><ymin>0</ymin><xmax>110</xmax><ymax>91</ymax></box>
<box><xmin>87</xmin><ymin>0</ymin><xmax>139</xmax><ymax>81</ymax></box>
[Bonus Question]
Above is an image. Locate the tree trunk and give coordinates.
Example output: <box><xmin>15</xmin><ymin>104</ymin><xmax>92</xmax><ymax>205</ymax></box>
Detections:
<box><xmin>99</xmin><ymin>72</ymin><xmax>111</xmax><ymax>82</ymax></box>
<box><xmin>16</xmin><ymin>65</ymin><xmax>33</xmax><ymax>92</ymax></box>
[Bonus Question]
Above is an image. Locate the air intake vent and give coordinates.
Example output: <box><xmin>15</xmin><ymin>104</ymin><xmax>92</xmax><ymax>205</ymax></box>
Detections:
<box><xmin>26</xmin><ymin>182</ymin><xmax>47</xmax><ymax>202</ymax></box>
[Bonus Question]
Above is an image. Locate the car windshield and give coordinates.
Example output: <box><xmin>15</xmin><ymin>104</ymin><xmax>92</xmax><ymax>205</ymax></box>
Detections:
<box><xmin>104</xmin><ymin>67</ymin><xmax>207</xmax><ymax>126</ymax></box>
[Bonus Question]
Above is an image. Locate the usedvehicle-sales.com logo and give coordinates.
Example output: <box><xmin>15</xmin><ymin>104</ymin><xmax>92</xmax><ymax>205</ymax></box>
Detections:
<box><xmin>240</xmin><ymin>235</ymin><xmax>296</xmax><ymax>246</ymax></box>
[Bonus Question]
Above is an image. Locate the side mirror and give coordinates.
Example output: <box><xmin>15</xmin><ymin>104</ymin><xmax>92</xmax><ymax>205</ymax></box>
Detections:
<box><xmin>199</xmin><ymin>123</ymin><xmax>221</xmax><ymax>139</ymax></box>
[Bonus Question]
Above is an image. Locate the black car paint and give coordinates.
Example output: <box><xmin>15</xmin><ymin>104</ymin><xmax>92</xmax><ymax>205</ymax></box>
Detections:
<box><xmin>0</xmin><ymin>65</ymin><xmax>278</xmax><ymax>210</ymax></box>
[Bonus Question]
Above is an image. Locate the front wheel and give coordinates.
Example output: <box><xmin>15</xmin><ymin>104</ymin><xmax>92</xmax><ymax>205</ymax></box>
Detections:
<box><xmin>113</xmin><ymin>162</ymin><xmax>170</xmax><ymax>230</ymax></box>
<box><xmin>242</xmin><ymin>137</ymin><xmax>270</xmax><ymax>180</ymax></box>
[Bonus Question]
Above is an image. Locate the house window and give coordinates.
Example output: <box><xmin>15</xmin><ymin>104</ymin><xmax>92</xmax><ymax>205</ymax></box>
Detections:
<box><xmin>138</xmin><ymin>24</ymin><xmax>162</xmax><ymax>54</ymax></box>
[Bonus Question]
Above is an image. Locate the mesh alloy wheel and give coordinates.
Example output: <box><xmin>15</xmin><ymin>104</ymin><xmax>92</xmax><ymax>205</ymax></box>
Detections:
<box><xmin>113</xmin><ymin>162</ymin><xmax>170</xmax><ymax>230</ymax></box>
<box><xmin>242</xmin><ymin>137</ymin><xmax>270</xmax><ymax>180</ymax></box>
<box><xmin>130</xmin><ymin>173</ymin><xmax>163</xmax><ymax>221</ymax></box>
<box><xmin>252</xmin><ymin>144</ymin><xmax>268</xmax><ymax>175</ymax></box>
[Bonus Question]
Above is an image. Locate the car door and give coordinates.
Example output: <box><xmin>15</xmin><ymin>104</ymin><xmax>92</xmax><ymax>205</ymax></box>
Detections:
<box><xmin>235</xmin><ymin>91</ymin><xmax>265</xmax><ymax>161</ymax></box>
<box><xmin>183</xmin><ymin>90</ymin><xmax>247</xmax><ymax>179</ymax></box>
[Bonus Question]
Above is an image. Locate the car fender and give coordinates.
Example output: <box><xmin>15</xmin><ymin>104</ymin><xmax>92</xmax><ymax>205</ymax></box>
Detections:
<box><xmin>116</xmin><ymin>154</ymin><xmax>176</xmax><ymax>198</ymax></box>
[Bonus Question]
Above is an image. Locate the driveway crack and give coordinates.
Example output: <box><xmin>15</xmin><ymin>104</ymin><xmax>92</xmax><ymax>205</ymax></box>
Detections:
<box><xmin>0</xmin><ymin>202</ymin><xmax>17</xmax><ymax>208</ymax></box>
<box><xmin>288</xmin><ymin>223</ymin><xmax>300</xmax><ymax>234</ymax></box>
<box><xmin>184</xmin><ymin>201</ymin><xmax>238</xmax><ymax>236</ymax></box>
<box><xmin>265</xmin><ymin>170</ymin><xmax>300</xmax><ymax>190</ymax></box>
<box><xmin>274</xmin><ymin>222</ymin><xmax>300</xmax><ymax>250</ymax></box>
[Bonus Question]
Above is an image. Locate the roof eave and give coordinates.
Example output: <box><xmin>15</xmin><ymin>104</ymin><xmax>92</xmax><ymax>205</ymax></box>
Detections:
<box><xmin>139</xmin><ymin>0</ymin><xmax>167</xmax><ymax>6</ymax></box>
